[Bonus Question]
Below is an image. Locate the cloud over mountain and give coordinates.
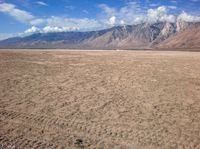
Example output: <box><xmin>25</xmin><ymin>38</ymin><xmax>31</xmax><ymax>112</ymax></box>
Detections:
<box><xmin>147</xmin><ymin>6</ymin><xmax>176</xmax><ymax>23</ymax></box>
<box><xmin>178</xmin><ymin>11</ymin><xmax>200</xmax><ymax>22</ymax></box>
<box><xmin>0</xmin><ymin>1</ymin><xmax>200</xmax><ymax>38</ymax></box>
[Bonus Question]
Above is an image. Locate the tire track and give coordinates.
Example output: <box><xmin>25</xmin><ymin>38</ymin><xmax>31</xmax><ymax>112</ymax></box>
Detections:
<box><xmin>0</xmin><ymin>118</ymin><xmax>93</xmax><ymax>148</ymax></box>
<box><xmin>0</xmin><ymin>109</ymin><xmax>134</xmax><ymax>140</ymax></box>
<box><xmin>0</xmin><ymin>108</ymin><xmax>138</xmax><ymax>148</ymax></box>
<box><xmin>1</xmin><ymin>108</ymin><xmax>199</xmax><ymax>148</ymax></box>
<box><xmin>0</xmin><ymin>132</ymin><xmax>59</xmax><ymax>149</ymax></box>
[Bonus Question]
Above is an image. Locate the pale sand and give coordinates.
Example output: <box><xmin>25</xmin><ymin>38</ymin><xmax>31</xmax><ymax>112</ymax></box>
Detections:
<box><xmin>0</xmin><ymin>50</ymin><xmax>200</xmax><ymax>148</ymax></box>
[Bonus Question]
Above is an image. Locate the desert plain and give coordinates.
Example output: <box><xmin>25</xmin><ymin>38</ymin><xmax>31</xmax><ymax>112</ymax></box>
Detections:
<box><xmin>0</xmin><ymin>50</ymin><xmax>200</xmax><ymax>149</ymax></box>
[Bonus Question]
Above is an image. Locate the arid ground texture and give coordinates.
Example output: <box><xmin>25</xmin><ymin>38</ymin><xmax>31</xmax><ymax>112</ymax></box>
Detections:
<box><xmin>0</xmin><ymin>50</ymin><xmax>200</xmax><ymax>149</ymax></box>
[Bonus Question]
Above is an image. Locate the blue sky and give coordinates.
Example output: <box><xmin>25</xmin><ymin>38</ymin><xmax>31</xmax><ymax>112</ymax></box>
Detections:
<box><xmin>0</xmin><ymin>0</ymin><xmax>200</xmax><ymax>39</ymax></box>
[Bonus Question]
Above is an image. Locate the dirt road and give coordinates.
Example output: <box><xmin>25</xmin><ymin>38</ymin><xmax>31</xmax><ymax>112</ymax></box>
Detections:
<box><xmin>0</xmin><ymin>50</ymin><xmax>200</xmax><ymax>148</ymax></box>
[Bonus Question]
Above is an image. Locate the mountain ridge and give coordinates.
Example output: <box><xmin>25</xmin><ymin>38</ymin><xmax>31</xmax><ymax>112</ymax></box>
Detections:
<box><xmin>0</xmin><ymin>20</ymin><xmax>199</xmax><ymax>50</ymax></box>
<box><xmin>157</xmin><ymin>22</ymin><xmax>200</xmax><ymax>49</ymax></box>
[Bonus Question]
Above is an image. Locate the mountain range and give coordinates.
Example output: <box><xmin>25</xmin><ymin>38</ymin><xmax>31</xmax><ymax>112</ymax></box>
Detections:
<box><xmin>0</xmin><ymin>19</ymin><xmax>200</xmax><ymax>50</ymax></box>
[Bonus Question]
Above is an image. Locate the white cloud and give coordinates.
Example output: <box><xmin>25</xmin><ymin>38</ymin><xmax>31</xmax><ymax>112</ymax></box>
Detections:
<box><xmin>98</xmin><ymin>3</ymin><xmax>177</xmax><ymax>25</ymax></box>
<box><xmin>36</xmin><ymin>1</ymin><xmax>48</xmax><ymax>6</ymax></box>
<box><xmin>43</xmin><ymin>26</ymin><xmax>79</xmax><ymax>33</ymax></box>
<box><xmin>168</xmin><ymin>6</ymin><xmax>177</xmax><ymax>9</ymax></box>
<box><xmin>119</xmin><ymin>2</ymin><xmax>146</xmax><ymax>24</ymax></box>
<box><xmin>178</xmin><ymin>11</ymin><xmax>200</xmax><ymax>22</ymax></box>
<box><xmin>24</xmin><ymin>26</ymin><xmax>79</xmax><ymax>34</ymax></box>
<box><xmin>46</xmin><ymin>16</ymin><xmax>102</xmax><ymax>31</ymax></box>
<box><xmin>30</xmin><ymin>18</ymin><xmax>45</xmax><ymax>26</ymax></box>
<box><xmin>108</xmin><ymin>16</ymin><xmax>116</xmax><ymax>25</ymax></box>
<box><xmin>98</xmin><ymin>2</ymin><xmax>146</xmax><ymax>25</ymax></box>
<box><xmin>1</xmin><ymin>2</ymin><xmax>200</xmax><ymax>40</ymax></box>
<box><xmin>0</xmin><ymin>32</ymin><xmax>24</xmax><ymax>40</ymax></box>
<box><xmin>147</xmin><ymin>6</ymin><xmax>176</xmax><ymax>23</ymax></box>
<box><xmin>0</xmin><ymin>33</ymin><xmax>17</xmax><ymax>40</ymax></box>
<box><xmin>0</xmin><ymin>3</ymin><xmax>34</xmax><ymax>23</ymax></box>
<box><xmin>98</xmin><ymin>4</ymin><xmax>116</xmax><ymax>17</ymax></box>
<box><xmin>0</xmin><ymin>2</ymin><xmax>45</xmax><ymax>26</ymax></box>
<box><xmin>134</xmin><ymin>16</ymin><xmax>146</xmax><ymax>24</ymax></box>
<box><xmin>120</xmin><ymin>20</ymin><xmax>125</xmax><ymax>25</ymax></box>
<box><xmin>25</xmin><ymin>26</ymin><xmax>40</xmax><ymax>34</ymax></box>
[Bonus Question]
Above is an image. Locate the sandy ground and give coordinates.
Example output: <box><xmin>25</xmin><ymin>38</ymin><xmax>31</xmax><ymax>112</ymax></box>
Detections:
<box><xmin>0</xmin><ymin>50</ymin><xmax>200</xmax><ymax>149</ymax></box>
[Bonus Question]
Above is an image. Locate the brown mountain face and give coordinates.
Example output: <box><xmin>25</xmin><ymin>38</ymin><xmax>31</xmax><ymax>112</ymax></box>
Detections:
<box><xmin>157</xmin><ymin>23</ymin><xmax>200</xmax><ymax>49</ymax></box>
<box><xmin>0</xmin><ymin>21</ymin><xmax>200</xmax><ymax>49</ymax></box>
<box><xmin>81</xmin><ymin>24</ymin><xmax>160</xmax><ymax>49</ymax></box>
<box><xmin>0</xmin><ymin>23</ymin><xmax>168</xmax><ymax>49</ymax></box>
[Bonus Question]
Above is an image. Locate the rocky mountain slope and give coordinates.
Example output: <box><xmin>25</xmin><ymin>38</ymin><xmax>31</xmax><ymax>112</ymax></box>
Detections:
<box><xmin>0</xmin><ymin>21</ymin><xmax>199</xmax><ymax>49</ymax></box>
<box><xmin>157</xmin><ymin>23</ymin><xmax>200</xmax><ymax>49</ymax></box>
